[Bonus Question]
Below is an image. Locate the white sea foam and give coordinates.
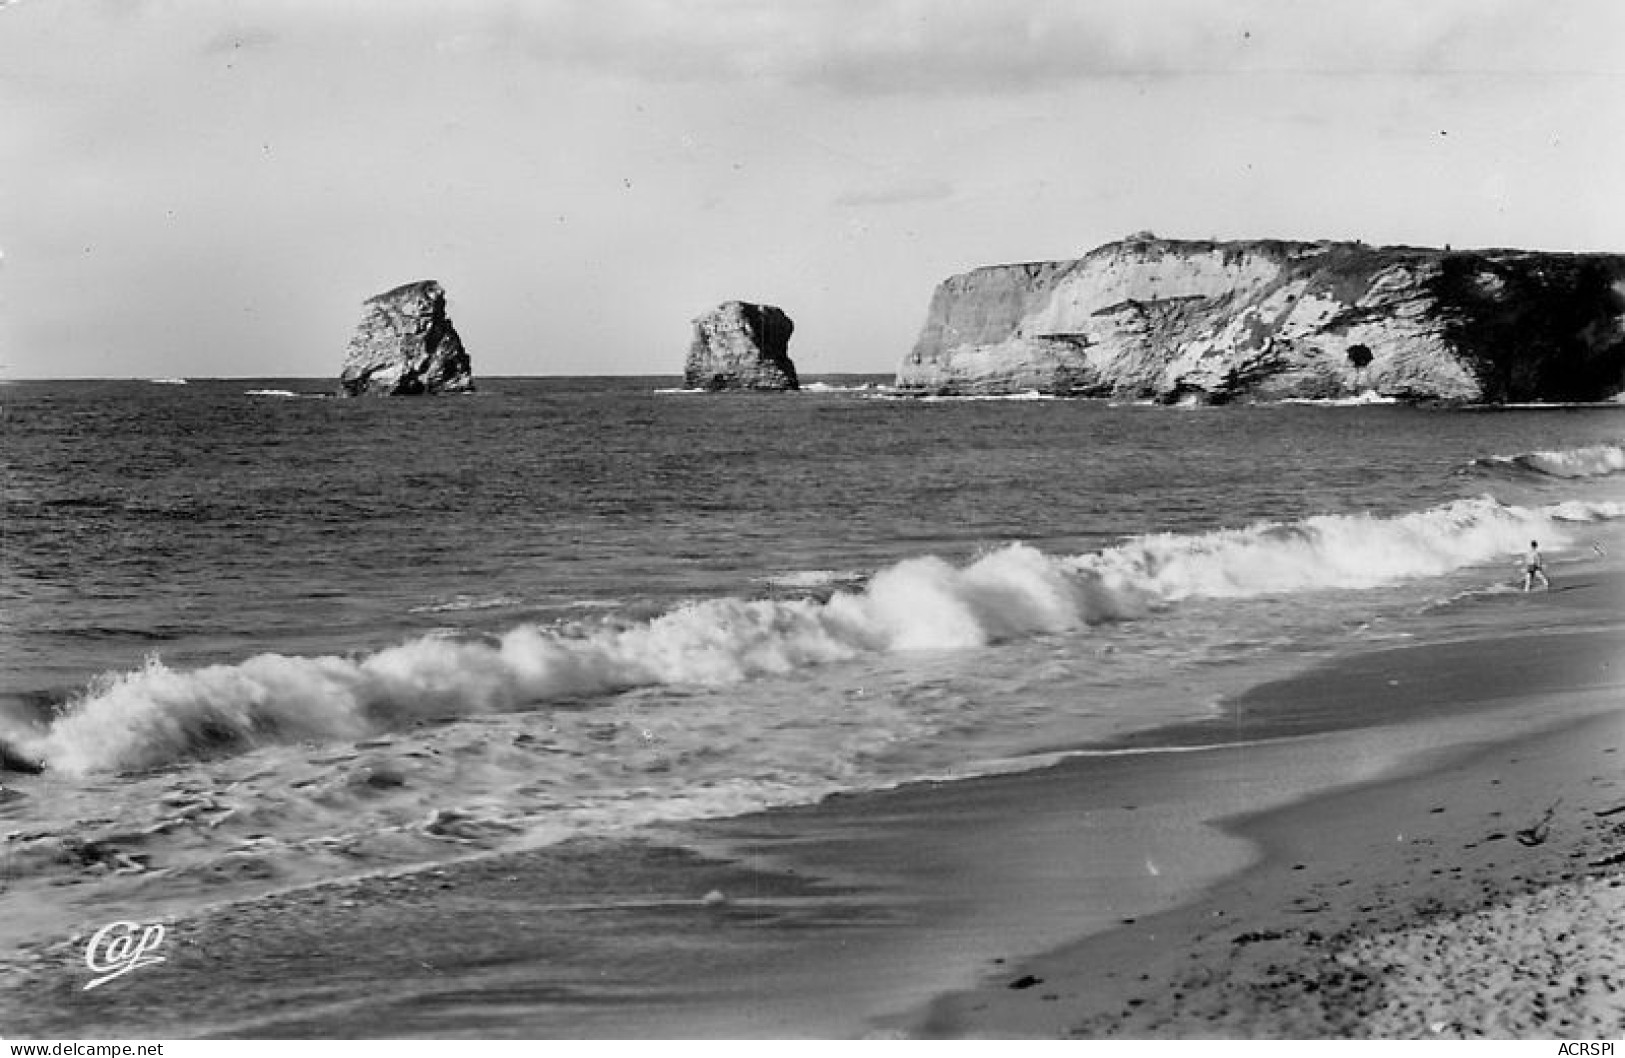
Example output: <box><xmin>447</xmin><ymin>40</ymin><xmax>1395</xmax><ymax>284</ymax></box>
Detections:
<box><xmin>24</xmin><ymin>495</ymin><xmax>1623</xmax><ymax>775</ymax></box>
<box><xmin>757</xmin><ymin>569</ymin><xmax>868</xmax><ymax>590</ymax></box>
<box><xmin>244</xmin><ymin>389</ymin><xmax>329</xmax><ymax>399</ymax></box>
<box><xmin>800</xmin><ymin>382</ymin><xmax>886</xmax><ymax>393</ymax></box>
<box><xmin>1477</xmin><ymin>444</ymin><xmax>1625</xmax><ymax>480</ymax></box>
<box><xmin>863</xmin><ymin>390</ymin><xmax>1061</xmax><ymax>402</ymax></box>
<box><xmin>1073</xmin><ymin>495</ymin><xmax>1620</xmax><ymax>599</ymax></box>
<box><xmin>148</xmin><ymin>378</ymin><xmax>188</xmax><ymax>385</ymax></box>
<box><xmin>656</xmin><ymin>383</ymin><xmax>885</xmax><ymax>395</ymax></box>
<box><xmin>920</xmin><ymin>390</ymin><xmax>1057</xmax><ymax>402</ymax></box>
<box><xmin>1280</xmin><ymin>389</ymin><xmax>1398</xmax><ymax>406</ymax></box>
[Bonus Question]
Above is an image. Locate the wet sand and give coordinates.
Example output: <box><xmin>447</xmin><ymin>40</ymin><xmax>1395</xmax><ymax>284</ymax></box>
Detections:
<box><xmin>911</xmin><ymin>572</ymin><xmax>1625</xmax><ymax>1038</ymax></box>
<box><xmin>917</xmin><ymin>700</ymin><xmax>1625</xmax><ymax>1037</ymax></box>
<box><xmin>3</xmin><ymin>575</ymin><xmax>1621</xmax><ymax>1038</ymax></box>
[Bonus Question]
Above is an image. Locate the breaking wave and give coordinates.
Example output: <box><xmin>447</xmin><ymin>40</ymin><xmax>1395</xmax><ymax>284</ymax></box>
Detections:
<box><xmin>1280</xmin><ymin>389</ymin><xmax>1398</xmax><ymax>407</ymax></box>
<box><xmin>244</xmin><ymin>389</ymin><xmax>329</xmax><ymax>399</ymax></box>
<box><xmin>800</xmin><ymin>381</ymin><xmax>888</xmax><ymax>394</ymax></box>
<box><xmin>867</xmin><ymin>390</ymin><xmax>1059</xmax><ymax>402</ymax></box>
<box><xmin>655</xmin><ymin>383</ymin><xmax>888</xmax><ymax>395</ymax></box>
<box><xmin>15</xmin><ymin>495</ymin><xmax>1622</xmax><ymax>776</ymax></box>
<box><xmin>1071</xmin><ymin>495</ymin><xmax>1620</xmax><ymax>598</ymax></box>
<box><xmin>1475</xmin><ymin>443</ymin><xmax>1625</xmax><ymax>479</ymax></box>
<box><xmin>756</xmin><ymin>569</ymin><xmax>868</xmax><ymax>590</ymax></box>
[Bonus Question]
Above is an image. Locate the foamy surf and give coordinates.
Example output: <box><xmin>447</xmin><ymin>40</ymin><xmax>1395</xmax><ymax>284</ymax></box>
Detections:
<box><xmin>800</xmin><ymin>382</ymin><xmax>887</xmax><ymax>394</ymax></box>
<box><xmin>242</xmin><ymin>388</ymin><xmax>329</xmax><ymax>399</ymax></box>
<box><xmin>15</xmin><ymin>494</ymin><xmax>1621</xmax><ymax>777</ymax></box>
<box><xmin>655</xmin><ymin>383</ymin><xmax>888</xmax><ymax>395</ymax></box>
<box><xmin>867</xmin><ymin>390</ymin><xmax>1059</xmax><ymax>402</ymax></box>
<box><xmin>1072</xmin><ymin>494</ymin><xmax>1622</xmax><ymax>599</ymax></box>
<box><xmin>756</xmin><ymin>569</ymin><xmax>868</xmax><ymax>590</ymax></box>
<box><xmin>1474</xmin><ymin>443</ymin><xmax>1625</xmax><ymax>480</ymax></box>
<box><xmin>1280</xmin><ymin>389</ymin><xmax>1398</xmax><ymax>406</ymax></box>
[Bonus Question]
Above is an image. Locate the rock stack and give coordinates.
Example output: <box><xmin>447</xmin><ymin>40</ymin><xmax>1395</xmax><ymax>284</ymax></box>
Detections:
<box><xmin>339</xmin><ymin>280</ymin><xmax>473</xmax><ymax>396</ymax></box>
<box><xmin>684</xmin><ymin>301</ymin><xmax>799</xmax><ymax>391</ymax></box>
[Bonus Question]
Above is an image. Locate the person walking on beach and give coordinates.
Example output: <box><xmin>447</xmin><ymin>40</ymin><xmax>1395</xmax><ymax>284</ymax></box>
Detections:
<box><xmin>1523</xmin><ymin>540</ymin><xmax>1550</xmax><ymax>592</ymax></box>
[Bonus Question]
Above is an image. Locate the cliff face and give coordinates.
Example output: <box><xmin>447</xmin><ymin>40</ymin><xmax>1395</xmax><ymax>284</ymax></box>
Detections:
<box><xmin>339</xmin><ymin>280</ymin><xmax>473</xmax><ymax>397</ymax></box>
<box><xmin>685</xmin><ymin>302</ymin><xmax>799</xmax><ymax>391</ymax></box>
<box><xmin>897</xmin><ymin>238</ymin><xmax>1625</xmax><ymax>403</ymax></box>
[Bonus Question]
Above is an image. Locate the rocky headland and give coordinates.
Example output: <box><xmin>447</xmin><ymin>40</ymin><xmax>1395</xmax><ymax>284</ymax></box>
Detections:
<box><xmin>685</xmin><ymin>301</ymin><xmax>799</xmax><ymax>391</ymax></box>
<box><xmin>339</xmin><ymin>280</ymin><xmax>473</xmax><ymax>397</ymax></box>
<box><xmin>897</xmin><ymin>236</ymin><xmax>1625</xmax><ymax>403</ymax></box>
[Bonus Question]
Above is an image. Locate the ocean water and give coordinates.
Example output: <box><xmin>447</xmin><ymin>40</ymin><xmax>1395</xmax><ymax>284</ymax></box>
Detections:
<box><xmin>2</xmin><ymin>376</ymin><xmax>1624</xmax><ymax>940</ymax></box>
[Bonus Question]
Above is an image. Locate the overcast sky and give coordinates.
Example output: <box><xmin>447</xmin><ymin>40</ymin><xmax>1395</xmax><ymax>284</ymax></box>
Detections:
<box><xmin>2</xmin><ymin>0</ymin><xmax>1622</xmax><ymax>379</ymax></box>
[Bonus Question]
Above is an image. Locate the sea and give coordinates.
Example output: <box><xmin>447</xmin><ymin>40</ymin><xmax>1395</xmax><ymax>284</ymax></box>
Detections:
<box><xmin>2</xmin><ymin>375</ymin><xmax>1624</xmax><ymax>955</ymax></box>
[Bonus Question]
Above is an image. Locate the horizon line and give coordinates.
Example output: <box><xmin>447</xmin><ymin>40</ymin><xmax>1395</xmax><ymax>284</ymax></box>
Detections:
<box><xmin>0</xmin><ymin>371</ymin><xmax>897</xmax><ymax>383</ymax></box>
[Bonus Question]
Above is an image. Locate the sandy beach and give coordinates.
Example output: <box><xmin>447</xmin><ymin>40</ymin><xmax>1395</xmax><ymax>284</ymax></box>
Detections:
<box><xmin>919</xmin><ymin>694</ymin><xmax>1625</xmax><ymax>1037</ymax></box>
<box><xmin>7</xmin><ymin>0</ymin><xmax>1625</xmax><ymax>1043</ymax></box>
<box><xmin>2</xmin><ymin>567</ymin><xmax>1621</xmax><ymax>1038</ymax></box>
<box><xmin>915</xmin><ymin>573</ymin><xmax>1625</xmax><ymax>1038</ymax></box>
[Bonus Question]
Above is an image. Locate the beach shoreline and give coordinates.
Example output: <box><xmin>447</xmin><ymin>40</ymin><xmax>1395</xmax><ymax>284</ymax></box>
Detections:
<box><xmin>913</xmin><ymin>701</ymin><xmax>1625</xmax><ymax>1038</ymax></box>
<box><xmin>0</xmin><ymin>533</ymin><xmax>1617</xmax><ymax>1040</ymax></box>
<box><xmin>910</xmin><ymin>570</ymin><xmax>1625</xmax><ymax>1038</ymax></box>
<box><xmin>3</xmin><ymin>571</ymin><xmax>1621</xmax><ymax>1037</ymax></box>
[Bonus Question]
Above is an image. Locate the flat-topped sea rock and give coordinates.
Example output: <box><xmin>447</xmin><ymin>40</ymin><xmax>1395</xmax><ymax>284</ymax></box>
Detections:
<box><xmin>339</xmin><ymin>280</ymin><xmax>473</xmax><ymax>397</ymax></box>
<box><xmin>897</xmin><ymin>237</ymin><xmax>1625</xmax><ymax>403</ymax></box>
<box><xmin>684</xmin><ymin>301</ymin><xmax>799</xmax><ymax>391</ymax></box>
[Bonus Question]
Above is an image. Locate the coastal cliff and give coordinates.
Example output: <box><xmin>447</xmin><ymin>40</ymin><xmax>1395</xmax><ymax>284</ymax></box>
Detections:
<box><xmin>897</xmin><ymin>237</ymin><xmax>1625</xmax><ymax>403</ymax></box>
<box><xmin>685</xmin><ymin>302</ymin><xmax>799</xmax><ymax>391</ymax></box>
<box><xmin>339</xmin><ymin>280</ymin><xmax>473</xmax><ymax>397</ymax></box>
